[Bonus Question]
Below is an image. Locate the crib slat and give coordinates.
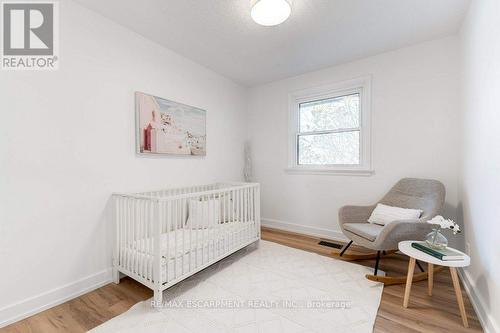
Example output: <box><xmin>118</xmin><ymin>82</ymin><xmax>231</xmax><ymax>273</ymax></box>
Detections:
<box><xmin>211</xmin><ymin>192</ymin><xmax>215</xmax><ymax>261</ymax></box>
<box><xmin>118</xmin><ymin>198</ymin><xmax>123</xmax><ymax>268</ymax></box>
<box><xmin>130</xmin><ymin>198</ymin><xmax>134</xmax><ymax>272</ymax></box>
<box><xmin>241</xmin><ymin>188</ymin><xmax>245</xmax><ymax>243</ymax></box>
<box><xmin>201</xmin><ymin>194</ymin><xmax>205</xmax><ymax>265</ymax></box>
<box><xmin>138</xmin><ymin>200</ymin><xmax>142</xmax><ymax>276</ymax></box>
<box><xmin>144</xmin><ymin>200</ymin><xmax>148</xmax><ymax>279</ymax></box>
<box><xmin>130</xmin><ymin>200</ymin><xmax>134</xmax><ymax>274</ymax></box>
<box><xmin>182</xmin><ymin>197</ymin><xmax>185</xmax><ymax>276</ymax></box>
<box><xmin>195</xmin><ymin>194</ymin><xmax>198</xmax><ymax>268</ymax></box>
<box><xmin>125</xmin><ymin>198</ymin><xmax>130</xmax><ymax>272</ymax></box>
<box><xmin>174</xmin><ymin>199</ymin><xmax>178</xmax><ymax>280</ymax></box>
<box><xmin>233</xmin><ymin>188</ymin><xmax>237</xmax><ymax>250</ymax></box>
<box><xmin>167</xmin><ymin>200</ymin><xmax>170</xmax><ymax>280</ymax></box>
<box><xmin>245</xmin><ymin>188</ymin><xmax>248</xmax><ymax>242</ymax></box>
<box><xmin>122</xmin><ymin>198</ymin><xmax>126</xmax><ymax>271</ymax></box>
<box><xmin>247</xmin><ymin>188</ymin><xmax>251</xmax><ymax>241</ymax></box>
<box><xmin>145</xmin><ymin>201</ymin><xmax>149</xmax><ymax>281</ymax></box>
<box><xmin>133</xmin><ymin>200</ymin><xmax>137</xmax><ymax>275</ymax></box>
<box><xmin>201</xmin><ymin>193</ymin><xmax>205</xmax><ymax>266</ymax></box>
<box><xmin>139</xmin><ymin>200</ymin><xmax>144</xmax><ymax>279</ymax></box>
<box><xmin>239</xmin><ymin>188</ymin><xmax>243</xmax><ymax>245</ymax></box>
<box><xmin>232</xmin><ymin>188</ymin><xmax>236</xmax><ymax>249</ymax></box>
<box><xmin>251</xmin><ymin>186</ymin><xmax>255</xmax><ymax>238</ymax></box>
<box><xmin>189</xmin><ymin>197</ymin><xmax>193</xmax><ymax>271</ymax></box>
<box><xmin>256</xmin><ymin>184</ymin><xmax>261</xmax><ymax>238</ymax></box>
<box><xmin>149</xmin><ymin>200</ymin><xmax>153</xmax><ymax>281</ymax></box>
<box><xmin>153</xmin><ymin>200</ymin><xmax>162</xmax><ymax>304</ymax></box>
<box><xmin>206</xmin><ymin>194</ymin><xmax>210</xmax><ymax>263</ymax></box>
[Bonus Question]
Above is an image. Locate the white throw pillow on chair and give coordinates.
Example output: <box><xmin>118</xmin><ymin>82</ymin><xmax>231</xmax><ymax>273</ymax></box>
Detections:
<box><xmin>368</xmin><ymin>203</ymin><xmax>422</xmax><ymax>226</ymax></box>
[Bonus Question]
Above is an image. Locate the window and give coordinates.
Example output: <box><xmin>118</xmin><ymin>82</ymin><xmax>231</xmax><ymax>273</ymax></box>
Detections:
<box><xmin>287</xmin><ymin>76</ymin><xmax>372</xmax><ymax>175</ymax></box>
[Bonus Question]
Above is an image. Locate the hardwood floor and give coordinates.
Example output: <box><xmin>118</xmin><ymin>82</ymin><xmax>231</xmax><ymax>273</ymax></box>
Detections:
<box><xmin>1</xmin><ymin>227</ymin><xmax>483</xmax><ymax>333</ymax></box>
<box><xmin>262</xmin><ymin>227</ymin><xmax>483</xmax><ymax>333</ymax></box>
<box><xmin>1</xmin><ymin>277</ymin><xmax>152</xmax><ymax>333</ymax></box>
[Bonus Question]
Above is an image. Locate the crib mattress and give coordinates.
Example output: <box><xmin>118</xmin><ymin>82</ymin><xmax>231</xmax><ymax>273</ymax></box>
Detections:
<box><xmin>119</xmin><ymin>221</ymin><xmax>257</xmax><ymax>283</ymax></box>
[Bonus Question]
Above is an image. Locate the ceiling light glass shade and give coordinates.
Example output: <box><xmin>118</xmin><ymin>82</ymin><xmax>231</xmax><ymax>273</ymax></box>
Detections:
<box><xmin>251</xmin><ymin>0</ymin><xmax>291</xmax><ymax>26</ymax></box>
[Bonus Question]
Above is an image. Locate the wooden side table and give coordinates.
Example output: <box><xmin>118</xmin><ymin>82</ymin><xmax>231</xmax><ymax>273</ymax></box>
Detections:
<box><xmin>398</xmin><ymin>241</ymin><xmax>471</xmax><ymax>328</ymax></box>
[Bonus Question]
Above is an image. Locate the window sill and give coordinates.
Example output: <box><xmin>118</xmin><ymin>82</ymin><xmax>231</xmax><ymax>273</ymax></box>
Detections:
<box><xmin>284</xmin><ymin>167</ymin><xmax>375</xmax><ymax>176</ymax></box>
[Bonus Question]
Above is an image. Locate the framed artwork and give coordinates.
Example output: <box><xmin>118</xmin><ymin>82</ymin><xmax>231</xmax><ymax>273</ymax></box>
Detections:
<box><xmin>136</xmin><ymin>91</ymin><xmax>206</xmax><ymax>156</ymax></box>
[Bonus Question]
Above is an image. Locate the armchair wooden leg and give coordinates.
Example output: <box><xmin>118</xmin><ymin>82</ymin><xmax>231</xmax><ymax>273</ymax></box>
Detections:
<box><xmin>366</xmin><ymin>265</ymin><xmax>443</xmax><ymax>285</ymax></box>
<box><xmin>333</xmin><ymin>249</ymin><xmax>397</xmax><ymax>261</ymax></box>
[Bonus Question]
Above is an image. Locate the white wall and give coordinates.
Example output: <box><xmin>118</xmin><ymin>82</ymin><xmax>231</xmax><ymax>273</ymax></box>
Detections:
<box><xmin>247</xmin><ymin>37</ymin><xmax>460</xmax><ymax>240</ymax></box>
<box><xmin>459</xmin><ymin>0</ymin><xmax>500</xmax><ymax>331</ymax></box>
<box><xmin>0</xmin><ymin>0</ymin><xmax>247</xmax><ymax>325</ymax></box>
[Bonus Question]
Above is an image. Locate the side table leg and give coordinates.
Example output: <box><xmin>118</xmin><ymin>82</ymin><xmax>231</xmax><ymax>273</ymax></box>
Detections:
<box><xmin>403</xmin><ymin>257</ymin><xmax>416</xmax><ymax>308</ymax></box>
<box><xmin>428</xmin><ymin>263</ymin><xmax>434</xmax><ymax>296</ymax></box>
<box><xmin>450</xmin><ymin>267</ymin><xmax>469</xmax><ymax>328</ymax></box>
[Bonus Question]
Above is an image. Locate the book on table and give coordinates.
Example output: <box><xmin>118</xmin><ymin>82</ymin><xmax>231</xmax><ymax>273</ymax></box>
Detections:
<box><xmin>411</xmin><ymin>242</ymin><xmax>465</xmax><ymax>261</ymax></box>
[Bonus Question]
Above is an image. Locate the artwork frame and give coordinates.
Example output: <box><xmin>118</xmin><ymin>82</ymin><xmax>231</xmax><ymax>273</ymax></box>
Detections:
<box><xmin>135</xmin><ymin>91</ymin><xmax>207</xmax><ymax>156</ymax></box>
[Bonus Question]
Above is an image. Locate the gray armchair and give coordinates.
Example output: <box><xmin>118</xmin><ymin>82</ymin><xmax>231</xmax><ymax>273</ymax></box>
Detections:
<box><xmin>337</xmin><ymin>178</ymin><xmax>445</xmax><ymax>276</ymax></box>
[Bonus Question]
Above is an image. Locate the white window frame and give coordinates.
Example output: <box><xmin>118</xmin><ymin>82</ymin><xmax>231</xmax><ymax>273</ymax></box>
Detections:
<box><xmin>286</xmin><ymin>76</ymin><xmax>373</xmax><ymax>176</ymax></box>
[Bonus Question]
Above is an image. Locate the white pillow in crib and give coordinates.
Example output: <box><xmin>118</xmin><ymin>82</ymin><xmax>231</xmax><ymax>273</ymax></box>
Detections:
<box><xmin>217</xmin><ymin>193</ymin><xmax>239</xmax><ymax>223</ymax></box>
<box><xmin>367</xmin><ymin>203</ymin><xmax>422</xmax><ymax>226</ymax></box>
<box><xmin>187</xmin><ymin>198</ymin><xmax>220</xmax><ymax>228</ymax></box>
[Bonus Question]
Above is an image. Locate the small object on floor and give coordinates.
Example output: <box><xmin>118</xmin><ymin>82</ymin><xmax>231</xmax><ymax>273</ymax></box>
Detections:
<box><xmin>318</xmin><ymin>240</ymin><xmax>343</xmax><ymax>249</ymax></box>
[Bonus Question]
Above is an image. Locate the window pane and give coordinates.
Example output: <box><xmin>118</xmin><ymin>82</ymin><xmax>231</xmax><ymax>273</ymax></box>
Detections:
<box><xmin>299</xmin><ymin>93</ymin><xmax>360</xmax><ymax>132</ymax></box>
<box><xmin>298</xmin><ymin>131</ymin><xmax>360</xmax><ymax>165</ymax></box>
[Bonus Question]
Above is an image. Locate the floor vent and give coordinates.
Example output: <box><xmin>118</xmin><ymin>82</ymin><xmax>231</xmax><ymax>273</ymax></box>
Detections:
<box><xmin>318</xmin><ymin>240</ymin><xmax>343</xmax><ymax>249</ymax></box>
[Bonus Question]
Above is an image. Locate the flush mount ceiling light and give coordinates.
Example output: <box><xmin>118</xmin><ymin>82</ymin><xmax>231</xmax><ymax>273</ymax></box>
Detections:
<box><xmin>251</xmin><ymin>0</ymin><xmax>291</xmax><ymax>26</ymax></box>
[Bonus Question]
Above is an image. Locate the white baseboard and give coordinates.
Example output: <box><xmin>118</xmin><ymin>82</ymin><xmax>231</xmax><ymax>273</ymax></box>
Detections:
<box><xmin>262</xmin><ymin>217</ymin><xmax>348</xmax><ymax>242</ymax></box>
<box><xmin>0</xmin><ymin>268</ymin><xmax>113</xmax><ymax>328</ymax></box>
<box><xmin>458</xmin><ymin>268</ymin><xmax>499</xmax><ymax>333</ymax></box>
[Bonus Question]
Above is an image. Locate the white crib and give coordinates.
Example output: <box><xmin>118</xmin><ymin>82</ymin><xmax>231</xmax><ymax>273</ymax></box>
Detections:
<box><xmin>112</xmin><ymin>182</ymin><xmax>260</xmax><ymax>306</ymax></box>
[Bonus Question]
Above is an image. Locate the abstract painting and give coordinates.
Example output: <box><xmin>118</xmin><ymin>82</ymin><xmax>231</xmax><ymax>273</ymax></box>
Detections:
<box><xmin>136</xmin><ymin>92</ymin><xmax>206</xmax><ymax>156</ymax></box>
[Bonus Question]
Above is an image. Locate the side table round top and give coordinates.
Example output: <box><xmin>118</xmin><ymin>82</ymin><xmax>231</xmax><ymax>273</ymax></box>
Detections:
<box><xmin>398</xmin><ymin>241</ymin><xmax>470</xmax><ymax>267</ymax></box>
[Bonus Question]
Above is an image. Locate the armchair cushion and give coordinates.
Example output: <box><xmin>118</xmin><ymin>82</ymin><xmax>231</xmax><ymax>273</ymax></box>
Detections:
<box><xmin>343</xmin><ymin>223</ymin><xmax>383</xmax><ymax>242</ymax></box>
<box><xmin>367</xmin><ymin>203</ymin><xmax>423</xmax><ymax>226</ymax></box>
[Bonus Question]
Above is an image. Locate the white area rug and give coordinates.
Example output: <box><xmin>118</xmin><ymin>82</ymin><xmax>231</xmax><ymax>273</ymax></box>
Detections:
<box><xmin>91</xmin><ymin>241</ymin><xmax>384</xmax><ymax>333</ymax></box>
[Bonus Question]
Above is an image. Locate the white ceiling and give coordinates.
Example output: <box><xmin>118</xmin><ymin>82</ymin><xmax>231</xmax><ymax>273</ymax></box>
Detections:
<box><xmin>75</xmin><ymin>0</ymin><xmax>470</xmax><ymax>86</ymax></box>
